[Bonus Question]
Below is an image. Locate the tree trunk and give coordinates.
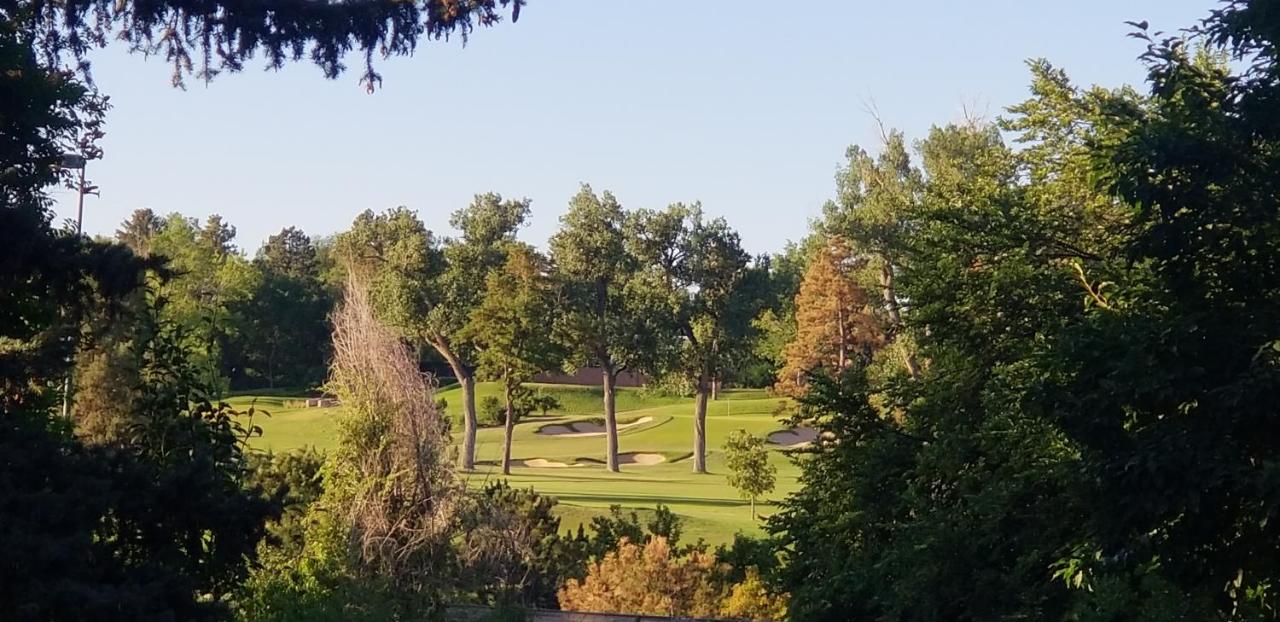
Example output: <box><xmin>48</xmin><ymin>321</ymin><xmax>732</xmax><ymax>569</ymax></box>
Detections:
<box><xmin>266</xmin><ymin>339</ymin><xmax>277</xmax><ymax>389</ymax></box>
<box><xmin>837</xmin><ymin>306</ymin><xmax>848</xmax><ymax>369</ymax></box>
<box><xmin>710</xmin><ymin>376</ymin><xmax>720</xmax><ymax>401</ymax></box>
<box><xmin>603</xmin><ymin>367</ymin><xmax>620</xmax><ymax>472</ymax></box>
<box><xmin>501</xmin><ymin>379</ymin><xmax>515</xmax><ymax>476</ymax></box>
<box><xmin>433</xmin><ymin>335</ymin><xmax>478</xmax><ymax>471</ymax></box>
<box><xmin>459</xmin><ymin>371</ymin><xmax>478</xmax><ymax>471</ymax></box>
<box><xmin>879</xmin><ymin>261</ymin><xmax>921</xmax><ymax>379</ymax></box>
<box><xmin>693</xmin><ymin>372</ymin><xmax>709</xmax><ymax>474</ymax></box>
<box><xmin>750</xmin><ymin>495</ymin><xmax>756</xmax><ymax>519</ymax></box>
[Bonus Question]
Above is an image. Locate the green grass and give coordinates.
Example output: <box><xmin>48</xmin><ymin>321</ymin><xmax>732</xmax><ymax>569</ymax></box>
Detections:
<box><xmin>229</xmin><ymin>383</ymin><xmax>801</xmax><ymax>545</ymax></box>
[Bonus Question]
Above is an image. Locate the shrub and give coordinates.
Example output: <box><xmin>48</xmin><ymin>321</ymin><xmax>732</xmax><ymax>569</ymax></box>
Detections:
<box><xmin>558</xmin><ymin>537</ymin><xmax>722</xmax><ymax>619</ymax></box>
<box><xmin>456</xmin><ymin>482</ymin><xmax>588</xmax><ymax>609</ymax></box>
<box><xmin>247</xmin><ymin>448</ymin><xmax>326</xmax><ymax>555</ymax></box>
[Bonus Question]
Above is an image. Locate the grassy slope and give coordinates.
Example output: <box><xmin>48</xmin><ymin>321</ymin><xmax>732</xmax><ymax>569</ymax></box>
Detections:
<box><xmin>227</xmin><ymin>384</ymin><xmax>800</xmax><ymax>545</ymax></box>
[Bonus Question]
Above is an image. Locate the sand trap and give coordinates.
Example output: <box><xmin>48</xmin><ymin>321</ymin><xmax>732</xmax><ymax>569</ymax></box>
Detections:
<box><xmin>517</xmin><ymin>458</ymin><xmax>583</xmax><ymax>468</ymax></box>
<box><xmin>512</xmin><ymin>453</ymin><xmax>664</xmax><ymax>467</ymax></box>
<box><xmin>768</xmin><ymin>427</ymin><xmax>818</xmax><ymax>448</ymax></box>
<box><xmin>618</xmin><ymin>452</ymin><xmax>666</xmax><ymax>466</ymax></box>
<box><xmin>538</xmin><ymin>416</ymin><xmax>655</xmax><ymax>437</ymax></box>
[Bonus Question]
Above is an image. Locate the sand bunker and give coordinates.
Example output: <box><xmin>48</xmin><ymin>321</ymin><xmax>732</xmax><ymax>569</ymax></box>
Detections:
<box><xmin>767</xmin><ymin>427</ymin><xmax>818</xmax><ymax>448</ymax></box>
<box><xmin>516</xmin><ymin>458</ymin><xmax>583</xmax><ymax>468</ymax></box>
<box><xmin>511</xmin><ymin>453</ymin><xmax>665</xmax><ymax>468</ymax></box>
<box><xmin>538</xmin><ymin>416</ymin><xmax>655</xmax><ymax>437</ymax></box>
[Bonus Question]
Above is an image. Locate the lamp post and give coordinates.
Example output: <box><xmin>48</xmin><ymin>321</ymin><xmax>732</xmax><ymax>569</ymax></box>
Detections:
<box><xmin>58</xmin><ymin>153</ymin><xmax>95</xmax><ymax>421</ymax></box>
<box><xmin>60</xmin><ymin>153</ymin><xmax>97</xmax><ymax>233</ymax></box>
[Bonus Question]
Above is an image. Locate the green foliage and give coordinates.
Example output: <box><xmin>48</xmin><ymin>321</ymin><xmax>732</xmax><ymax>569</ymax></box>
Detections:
<box><xmin>714</xmin><ymin>534</ymin><xmax>783</xmax><ymax>586</ymax></box>
<box><xmin>642</xmin><ymin>370</ymin><xmax>697</xmax><ymax>398</ymax></box>
<box><xmin>479</xmin><ymin>394</ymin><xmax>505</xmax><ymax>426</ymax></box>
<box><xmin>584</xmin><ymin>504</ymin><xmax>686</xmax><ymax>561</ymax></box>
<box><xmin>463</xmin><ymin>244</ymin><xmax>562</xmax><ymax>389</ymax></box>
<box><xmin>550</xmin><ymin>185</ymin><xmax>671</xmax><ymax>378</ymax></box>
<box><xmin>433</xmin><ymin>193</ymin><xmax>533</xmax><ymax>351</ymax></box>
<box><xmin>479</xmin><ymin>389</ymin><xmax>563</xmax><ymax>427</ymax></box>
<box><xmin>71</xmin><ymin>288</ymin><xmax>147</xmax><ymax>444</ymax></box>
<box><xmin>740</xmin><ymin>234</ymin><xmax>823</xmax><ymax>390</ymax></box>
<box><xmin>27</xmin><ymin>0</ymin><xmax>524</xmax><ymax>89</ymax></box>
<box><xmin>145</xmin><ymin>213</ymin><xmax>262</xmax><ymax>393</ymax></box>
<box><xmin>2</xmin><ymin>293</ymin><xmax>280</xmax><ymax>620</ymax></box>
<box><xmin>550</xmin><ymin>185</ymin><xmax>673</xmax><ymax>471</ymax></box>
<box><xmin>247</xmin><ymin>448</ymin><xmax>326</xmax><ymax>557</ymax></box>
<box><xmin>772</xmin><ymin>6</ymin><xmax>1280</xmax><ymax>620</ymax></box>
<box><xmin>116</xmin><ymin>208</ymin><xmax>166</xmax><ymax>256</ymax></box>
<box><xmin>335</xmin><ymin>196</ymin><xmax>532</xmax><ymax>470</ymax></box>
<box><xmin>334</xmin><ymin>207</ymin><xmax>442</xmax><ymax>341</ymax></box>
<box><xmin>1036</xmin><ymin>15</ymin><xmax>1280</xmax><ymax>616</ymax></box>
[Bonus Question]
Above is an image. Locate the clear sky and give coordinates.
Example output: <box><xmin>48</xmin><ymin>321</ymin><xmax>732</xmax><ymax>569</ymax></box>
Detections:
<box><xmin>53</xmin><ymin>0</ymin><xmax>1213</xmax><ymax>256</ymax></box>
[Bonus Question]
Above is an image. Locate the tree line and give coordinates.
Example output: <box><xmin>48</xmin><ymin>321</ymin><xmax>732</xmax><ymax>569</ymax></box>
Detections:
<box><xmin>98</xmin><ymin>187</ymin><xmax>815</xmax><ymax>476</ymax></box>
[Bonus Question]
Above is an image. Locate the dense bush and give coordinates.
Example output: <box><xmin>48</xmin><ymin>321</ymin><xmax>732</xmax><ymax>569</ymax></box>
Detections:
<box><xmin>247</xmin><ymin>448</ymin><xmax>326</xmax><ymax>556</ymax></box>
<box><xmin>456</xmin><ymin>482</ymin><xmax>588</xmax><ymax>609</ymax></box>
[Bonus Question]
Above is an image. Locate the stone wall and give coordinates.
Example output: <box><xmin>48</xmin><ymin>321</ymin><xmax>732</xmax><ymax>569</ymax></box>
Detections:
<box><xmin>447</xmin><ymin>606</ymin><xmax>716</xmax><ymax>622</ymax></box>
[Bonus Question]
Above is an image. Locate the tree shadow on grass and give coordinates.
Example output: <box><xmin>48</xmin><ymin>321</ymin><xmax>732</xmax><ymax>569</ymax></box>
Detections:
<box><xmin>464</xmin><ymin>473</ymin><xmax>690</xmax><ymax>485</ymax></box>
<box><xmin>549</xmin><ymin>492</ymin><xmax>746</xmax><ymax>508</ymax></box>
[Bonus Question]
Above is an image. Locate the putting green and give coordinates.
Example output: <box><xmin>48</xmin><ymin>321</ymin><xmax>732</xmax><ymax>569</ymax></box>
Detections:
<box><xmin>227</xmin><ymin>383</ymin><xmax>803</xmax><ymax>545</ymax></box>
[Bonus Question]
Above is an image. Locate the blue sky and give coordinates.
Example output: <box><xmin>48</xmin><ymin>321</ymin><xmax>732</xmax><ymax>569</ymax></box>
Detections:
<box><xmin>54</xmin><ymin>0</ymin><xmax>1212</xmax><ymax>256</ymax></box>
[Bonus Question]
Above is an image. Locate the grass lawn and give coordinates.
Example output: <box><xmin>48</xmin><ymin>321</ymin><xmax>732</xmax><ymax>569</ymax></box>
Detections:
<box><xmin>227</xmin><ymin>383</ymin><xmax>803</xmax><ymax>545</ymax></box>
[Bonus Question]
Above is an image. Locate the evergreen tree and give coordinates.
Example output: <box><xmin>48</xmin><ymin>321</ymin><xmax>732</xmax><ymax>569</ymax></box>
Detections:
<box><xmin>775</xmin><ymin>237</ymin><xmax>882</xmax><ymax>396</ymax></box>
<box><xmin>115</xmin><ymin>208</ymin><xmax>166</xmax><ymax>257</ymax></box>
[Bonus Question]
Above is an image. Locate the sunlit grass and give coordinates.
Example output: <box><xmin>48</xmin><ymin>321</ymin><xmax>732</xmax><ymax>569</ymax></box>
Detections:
<box><xmin>229</xmin><ymin>383</ymin><xmax>800</xmax><ymax>545</ymax></box>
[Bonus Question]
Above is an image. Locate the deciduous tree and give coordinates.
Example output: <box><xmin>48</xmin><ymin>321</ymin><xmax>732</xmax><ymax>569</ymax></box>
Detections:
<box><xmin>628</xmin><ymin>203</ymin><xmax>759</xmax><ymax>473</ymax></box>
<box><xmin>550</xmin><ymin>185</ymin><xmax>666</xmax><ymax>472</ymax></box>
<box><xmin>435</xmin><ymin>194</ymin><xmax>533</xmax><ymax>470</ymax></box>
<box><xmin>722</xmin><ymin>429</ymin><xmax>776</xmax><ymax>519</ymax></box>
<box><xmin>821</xmin><ymin>132</ymin><xmax>923</xmax><ymax>378</ymax></box>
<box><xmin>461</xmin><ymin>244</ymin><xmax>561</xmax><ymax>475</ymax></box>
<box><xmin>335</xmin><ymin>196</ymin><xmax>532</xmax><ymax>471</ymax></box>
<box><xmin>148</xmin><ymin>213</ymin><xmax>260</xmax><ymax>393</ymax></box>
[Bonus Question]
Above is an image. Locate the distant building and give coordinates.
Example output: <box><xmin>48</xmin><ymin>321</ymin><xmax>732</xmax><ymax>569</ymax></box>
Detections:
<box><xmin>533</xmin><ymin>367</ymin><xmax>649</xmax><ymax>388</ymax></box>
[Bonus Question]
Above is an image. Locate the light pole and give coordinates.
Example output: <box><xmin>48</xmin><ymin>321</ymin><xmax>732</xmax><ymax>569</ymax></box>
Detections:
<box><xmin>58</xmin><ymin>153</ymin><xmax>96</xmax><ymax>421</ymax></box>
<box><xmin>60</xmin><ymin>153</ymin><xmax>97</xmax><ymax>233</ymax></box>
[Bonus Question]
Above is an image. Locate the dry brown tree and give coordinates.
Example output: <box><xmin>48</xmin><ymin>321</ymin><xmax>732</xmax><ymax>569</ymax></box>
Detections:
<box><xmin>325</xmin><ymin>274</ymin><xmax>460</xmax><ymax>591</ymax></box>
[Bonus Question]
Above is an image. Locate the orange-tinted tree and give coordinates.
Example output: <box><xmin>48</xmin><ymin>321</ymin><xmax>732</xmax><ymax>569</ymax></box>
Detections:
<box><xmin>775</xmin><ymin>238</ymin><xmax>883</xmax><ymax>396</ymax></box>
